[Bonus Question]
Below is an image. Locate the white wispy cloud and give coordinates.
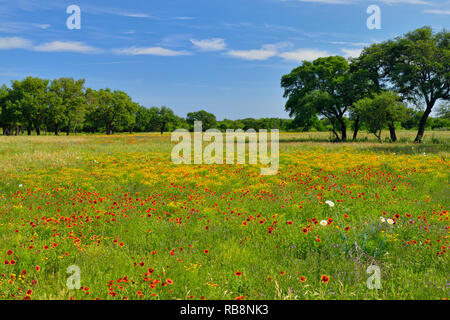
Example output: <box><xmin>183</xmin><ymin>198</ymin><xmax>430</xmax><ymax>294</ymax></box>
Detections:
<box><xmin>329</xmin><ymin>41</ymin><xmax>371</xmax><ymax>46</ymax></box>
<box><xmin>424</xmin><ymin>9</ymin><xmax>450</xmax><ymax>14</ymax></box>
<box><xmin>227</xmin><ymin>43</ymin><xmax>330</xmax><ymax>62</ymax></box>
<box><xmin>0</xmin><ymin>36</ymin><xmax>188</xmax><ymax>57</ymax></box>
<box><xmin>293</xmin><ymin>0</ymin><xmax>432</xmax><ymax>4</ymax></box>
<box><xmin>0</xmin><ymin>21</ymin><xmax>51</xmax><ymax>33</ymax></box>
<box><xmin>0</xmin><ymin>37</ymin><xmax>32</xmax><ymax>49</ymax></box>
<box><xmin>190</xmin><ymin>38</ymin><xmax>226</xmax><ymax>51</ymax></box>
<box><xmin>0</xmin><ymin>37</ymin><xmax>102</xmax><ymax>54</ymax></box>
<box><xmin>341</xmin><ymin>48</ymin><xmax>363</xmax><ymax>58</ymax></box>
<box><xmin>82</xmin><ymin>5</ymin><xmax>153</xmax><ymax>18</ymax></box>
<box><xmin>120</xmin><ymin>12</ymin><xmax>152</xmax><ymax>18</ymax></box>
<box><xmin>279</xmin><ymin>49</ymin><xmax>331</xmax><ymax>61</ymax></box>
<box><xmin>227</xmin><ymin>45</ymin><xmax>279</xmax><ymax>61</ymax></box>
<box><xmin>33</xmin><ymin>41</ymin><xmax>101</xmax><ymax>53</ymax></box>
<box><xmin>297</xmin><ymin>0</ymin><xmax>354</xmax><ymax>4</ymax></box>
<box><xmin>174</xmin><ymin>16</ymin><xmax>196</xmax><ymax>20</ymax></box>
<box><xmin>113</xmin><ymin>46</ymin><xmax>190</xmax><ymax>56</ymax></box>
<box><xmin>378</xmin><ymin>0</ymin><xmax>431</xmax><ymax>5</ymax></box>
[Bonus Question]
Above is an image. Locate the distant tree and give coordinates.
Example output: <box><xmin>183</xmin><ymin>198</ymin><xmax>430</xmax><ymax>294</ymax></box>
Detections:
<box><xmin>0</xmin><ymin>85</ymin><xmax>10</xmax><ymax>134</ymax></box>
<box><xmin>48</xmin><ymin>78</ymin><xmax>86</xmax><ymax>135</ymax></box>
<box><xmin>354</xmin><ymin>91</ymin><xmax>407</xmax><ymax>142</ymax></box>
<box><xmin>1</xmin><ymin>83</ymin><xmax>24</xmax><ymax>135</ymax></box>
<box><xmin>282</xmin><ymin>56</ymin><xmax>371</xmax><ymax>141</ymax></box>
<box><xmin>356</xmin><ymin>27</ymin><xmax>449</xmax><ymax>142</ymax></box>
<box><xmin>9</xmin><ymin>77</ymin><xmax>49</xmax><ymax>135</ymax></box>
<box><xmin>85</xmin><ymin>89</ymin><xmax>137</xmax><ymax>135</ymax></box>
<box><xmin>172</xmin><ymin>115</ymin><xmax>189</xmax><ymax>131</ymax></box>
<box><xmin>217</xmin><ymin>119</ymin><xmax>234</xmax><ymax>131</ymax></box>
<box><xmin>135</xmin><ymin>105</ymin><xmax>158</xmax><ymax>132</ymax></box>
<box><xmin>186</xmin><ymin>110</ymin><xmax>217</xmax><ymax>131</ymax></box>
<box><xmin>158</xmin><ymin>106</ymin><xmax>177</xmax><ymax>134</ymax></box>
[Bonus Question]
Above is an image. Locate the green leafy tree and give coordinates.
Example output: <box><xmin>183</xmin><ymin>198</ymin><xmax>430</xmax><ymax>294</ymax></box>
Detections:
<box><xmin>356</xmin><ymin>27</ymin><xmax>449</xmax><ymax>142</ymax></box>
<box><xmin>0</xmin><ymin>85</ymin><xmax>9</xmax><ymax>134</ymax></box>
<box><xmin>186</xmin><ymin>110</ymin><xmax>217</xmax><ymax>131</ymax></box>
<box><xmin>1</xmin><ymin>83</ymin><xmax>23</xmax><ymax>135</ymax></box>
<box><xmin>134</xmin><ymin>106</ymin><xmax>163</xmax><ymax>132</ymax></box>
<box><xmin>159</xmin><ymin>106</ymin><xmax>177</xmax><ymax>134</ymax></box>
<box><xmin>86</xmin><ymin>89</ymin><xmax>137</xmax><ymax>135</ymax></box>
<box><xmin>9</xmin><ymin>77</ymin><xmax>49</xmax><ymax>135</ymax></box>
<box><xmin>354</xmin><ymin>91</ymin><xmax>407</xmax><ymax>142</ymax></box>
<box><xmin>48</xmin><ymin>78</ymin><xmax>86</xmax><ymax>135</ymax></box>
<box><xmin>282</xmin><ymin>56</ymin><xmax>371</xmax><ymax>141</ymax></box>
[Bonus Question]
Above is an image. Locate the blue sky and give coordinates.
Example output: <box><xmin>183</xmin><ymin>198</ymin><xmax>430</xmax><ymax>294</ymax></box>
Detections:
<box><xmin>0</xmin><ymin>0</ymin><xmax>448</xmax><ymax>120</ymax></box>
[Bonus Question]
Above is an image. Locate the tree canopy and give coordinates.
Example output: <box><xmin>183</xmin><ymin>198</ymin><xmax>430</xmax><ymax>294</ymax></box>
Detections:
<box><xmin>354</xmin><ymin>26</ymin><xmax>449</xmax><ymax>142</ymax></box>
<box><xmin>281</xmin><ymin>56</ymin><xmax>370</xmax><ymax>141</ymax></box>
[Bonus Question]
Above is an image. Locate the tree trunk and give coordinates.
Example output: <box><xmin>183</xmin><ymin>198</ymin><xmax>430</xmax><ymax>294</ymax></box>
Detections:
<box><xmin>340</xmin><ymin>118</ymin><xmax>347</xmax><ymax>142</ymax></box>
<box><xmin>34</xmin><ymin>123</ymin><xmax>41</xmax><ymax>136</ymax></box>
<box><xmin>55</xmin><ymin>123</ymin><xmax>60</xmax><ymax>136</ymax></box>
<box><xmin>106</xmin><ymin>123</ymin><xmax>112</xmax><ymax>135</ymax></box>
<box><xmin>352</xmin><ymin>115</ymin><xmax>360</xmax><ymax>141</ymax></box>
<box><xmin>331</xmin><ymin>128</ymin><xmax>340</xmax><ymax>141</ymax></box>
<box><xmin>388</xmin><ymin>122</ymin><xmax>397</xmax><ymax>142</ymax></box>
<box><xmin>375</xmin><ymin>129</ymin><xmax>382</xmax><ymax>143</ymax></box>
<box><xmin>414</xmin><ymin>103</ymin><xmax>434</xmax><ymax>143</ymax></box>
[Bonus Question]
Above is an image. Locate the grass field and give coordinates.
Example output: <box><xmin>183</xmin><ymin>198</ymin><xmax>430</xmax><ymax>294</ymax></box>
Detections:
<box><xmin>0</xmin><ymin>131</ymin><xmax>448</xmax><ymax>300</ymax></box>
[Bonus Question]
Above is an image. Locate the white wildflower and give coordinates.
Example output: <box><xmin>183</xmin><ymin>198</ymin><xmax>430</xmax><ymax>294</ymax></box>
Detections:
<box><xmin>325</xmin><ymin>200</ymin><xmax>335</xmax><ymax>207</ymax></box>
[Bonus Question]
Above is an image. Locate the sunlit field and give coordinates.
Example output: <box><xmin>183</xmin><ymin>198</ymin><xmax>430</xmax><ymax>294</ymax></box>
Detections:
<box><xmin>0</xmin><ymin>131</ymin><xmax>448</xmax><ymax>300</ymax></box>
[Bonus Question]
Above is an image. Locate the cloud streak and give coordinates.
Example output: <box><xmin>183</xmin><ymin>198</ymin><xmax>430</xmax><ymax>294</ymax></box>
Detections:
<box><xmin>0</xmin><ymin>37</ymin><xmax>190</xmax><ymax>57</ymax></box>
<box><xmin>190</xmin><ymin>38</ymin><xmax>226</xmax><ymax>51</ymax></box>
<box><xmin>227</xmin><ymin>43</ymin><xmax>332</xmax><ymax>61</ymax></box>
<box><xmin>292</xmin><ymin>0</ymin><xmax>432</xmax><ymax>4</ymax></box>
<box><xmin>227</xmin><ymin>45</ymin><xmax>279</xmax><ymax>61</ymax></box>
<box><xmin>34</xmin><ymin>41</ymin><xmax>101</xmax><ymax>53</ymax></box>
<box><xmin>424</xmin><ymin>9</ymin><xmax>450</xmax><ymax>14</ymax></box>
<box><xmin>0</xmin><ymin>37</ymin><xmax>101</xmax><ymax>54</ymax></box>
<box><xmin>0</xmin><ymin>37</ymin><xmax>32</xmax><ymax>49</ymax></box>
<box><xmin>341</xmin><ymin>48</ymin><xmax>363</xmax><ymax>58</ymax></box>
<box><xmin>113</xmin><ymin>46</ymin><xmax>190</xmax><ymax>56</ymax></box>
<box><xmin>279</xmin><ymin>49</ymin><xmax>332</xmax><ymax>61</ymax></box>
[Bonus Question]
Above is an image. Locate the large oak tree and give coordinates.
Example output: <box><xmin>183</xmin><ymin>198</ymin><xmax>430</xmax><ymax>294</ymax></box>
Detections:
<box><xmin>281</xmin><ymin>56</ymin><xmax>370</xmax><ymax>141</ymax></box>
<box><xmin>355</xmin><ymin>27</ymin><xmax>449</xmax><ymax>142</ymax></box>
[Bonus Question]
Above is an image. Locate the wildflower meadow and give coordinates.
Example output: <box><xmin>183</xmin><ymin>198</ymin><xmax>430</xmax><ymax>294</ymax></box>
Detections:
<box><xmin>0</xmin><ymin>132</ymin><xmax>448</xmax><ymax>300</ymax></box>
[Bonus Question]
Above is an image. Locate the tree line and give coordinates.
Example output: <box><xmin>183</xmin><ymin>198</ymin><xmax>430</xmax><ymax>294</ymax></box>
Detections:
<box><xmin>0</xmin><ymin>27</ymin><xmax>448</xmax><ymax>141</ymax></box>
<box><xmin>281</xmin><ymin>26</ymin><xmax>449</xmax><ymax>142</ymax></box>
<box><xmin>0</xmin><ymin>77</ymin><xmax>186</xmax><ymax>136</ymax></box>
<box><xmin>1</xmin><ymin>79</ymin><xmax>446</xmax><ymax>138</ymax></box>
